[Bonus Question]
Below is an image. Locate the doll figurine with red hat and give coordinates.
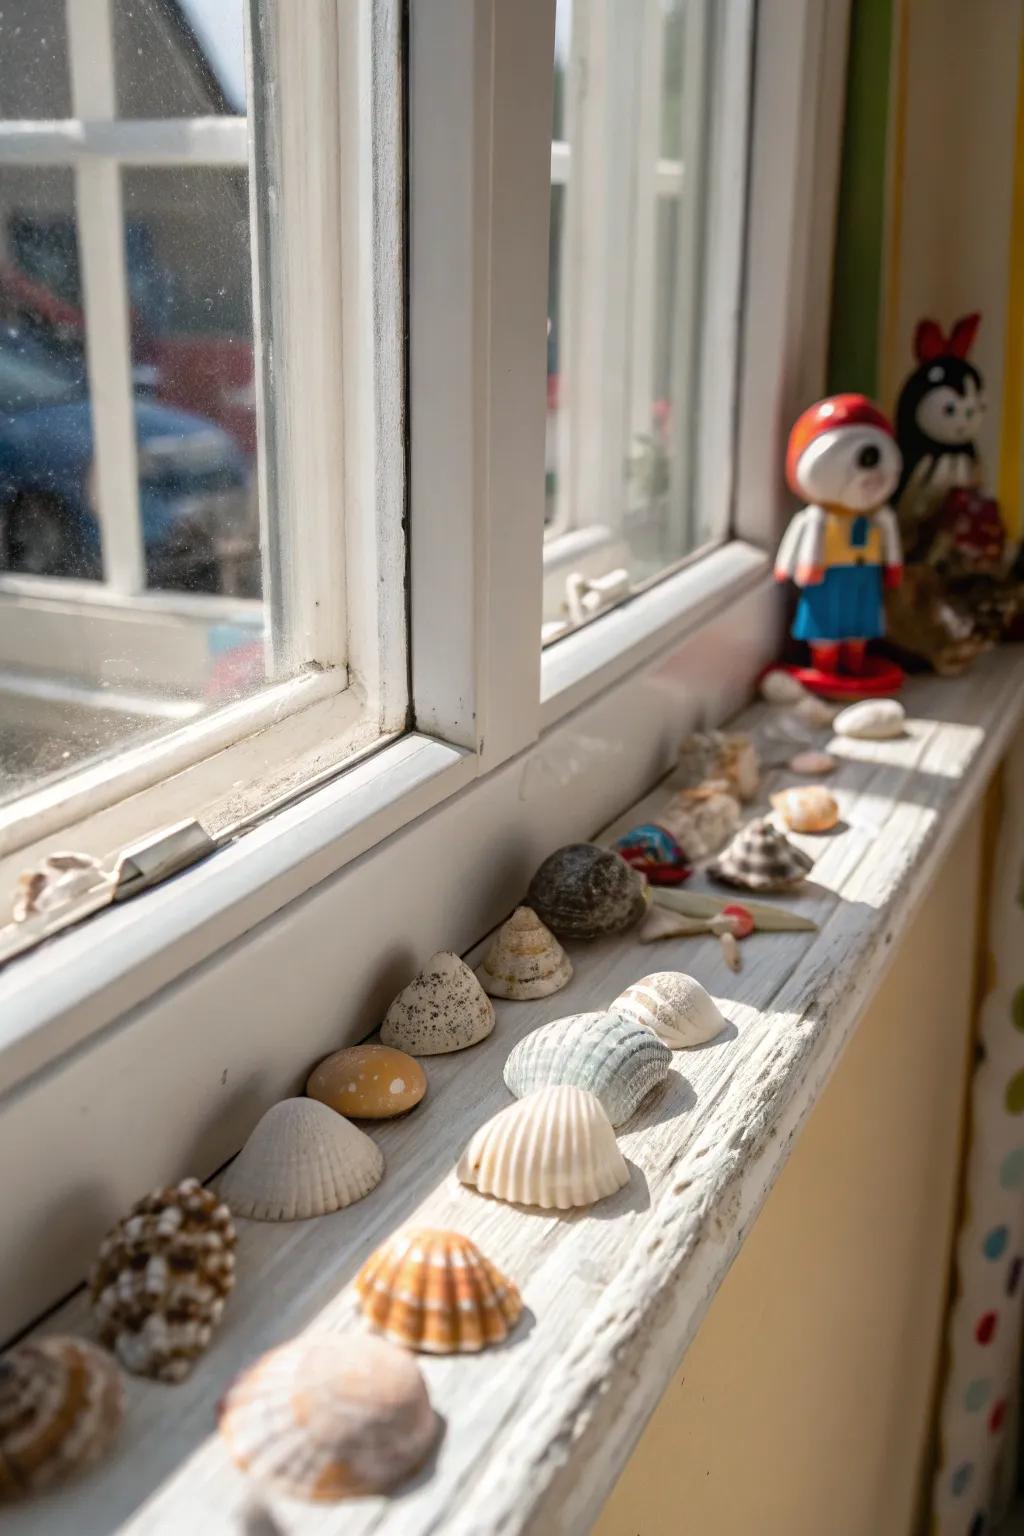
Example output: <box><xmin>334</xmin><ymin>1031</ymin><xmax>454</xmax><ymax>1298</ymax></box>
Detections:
<box><xmin>774</xmin><ymin>393</ymin><xmax>905</xmax><ymax>697</ymax></box>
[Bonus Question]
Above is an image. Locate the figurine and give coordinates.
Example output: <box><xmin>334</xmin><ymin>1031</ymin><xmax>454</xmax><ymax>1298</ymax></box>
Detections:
<box><xmin>894</xmin><ymin>314</ymin><xmax>985</xmax><ymax>547</ymax></box>
<box><xmin>774</xmin><ymin>394</ymin><xmax>904</xmax><ymax>697</ymax></box>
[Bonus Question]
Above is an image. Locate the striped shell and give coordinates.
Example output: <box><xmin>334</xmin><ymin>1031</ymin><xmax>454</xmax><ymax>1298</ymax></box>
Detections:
<box><xmin>381</xmin><ymin>951</ymin><xmax>495</xmax><ymax>1055</ymax></box>
<box><xmin>612</xmin><ymin>972</ymin><xmax>727</xmax><ymax>1048</ymax></box>
<box><xmin>356</xmin><ymin>1229</ymin><xmax>523</xmax><ymax>1353</ymax></box>
<box><xmin>217</xmin><ymin>1099</ymin><xmax>384</xmax><ymax>1221</ymax></box>
<box><xmin>709</xmin><ymin>817</ymin><xmax>814</xmax><ymax>892</ymax></box>
<box><xmin>476</xmin><ymin>906</ymin><xmax>573</xmax><ymax>1000</ymax></box>
<box><xmin>457</xmin><ymin>1085</ymin><xmax>629</xmax><ymax>1209</ymax></box>
<box><xmin>525</xmin><ymin>844</ymin><xmax>649</xmax><ymax>940</ymax></box>
<box><xmin>770</xmin><ymin>784</ymin><xmax>839</xmax><ymax>833</ymax></box>
<box><xmin>89</xmin><ymin>1177</ymin><xmax>236</xmax><ymax>1382</ymax></box>
<box><xmin>0</xmin><ymin>1337</ymin><xmax>124</xmax><ymax>1499</ymax></box>
<box><xmin>219</xmin><ymin>1333</ymin><xmax>439</xmax><ymax>1500</ymax></box>
<box><xmin>502</xmin><ymin>1011</ymin><xmax>670</xmax><ymax>1126</ymax></box>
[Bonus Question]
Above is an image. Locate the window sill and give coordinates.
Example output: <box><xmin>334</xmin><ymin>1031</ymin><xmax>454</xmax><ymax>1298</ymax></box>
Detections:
<box><xmin>11</xmin><ymin>649</ymin><xmax>1024</xmax><ymax>1536</ymax></box>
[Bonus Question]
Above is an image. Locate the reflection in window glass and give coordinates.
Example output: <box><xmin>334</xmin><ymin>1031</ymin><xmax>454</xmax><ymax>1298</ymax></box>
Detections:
<box><xmin>0</xmin><ymin>2</ymin><xmax>71</xmax><ymax>119</ymax></box>
<box><xmin>114</xmin><ymin>0</ymin><xmax>246</xmax><ymax>118</ymax></box>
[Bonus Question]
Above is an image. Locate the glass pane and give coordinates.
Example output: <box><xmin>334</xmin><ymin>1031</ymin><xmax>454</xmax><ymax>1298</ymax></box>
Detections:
<box><xmin>114</xmin><ymin>0</ymin><xmax>246</xmax><ymax>118</ymax></box>
<box><xmin>0</xmin><ymin>2</ymin><xmax>71</xmax><ymax>119</ymax></box>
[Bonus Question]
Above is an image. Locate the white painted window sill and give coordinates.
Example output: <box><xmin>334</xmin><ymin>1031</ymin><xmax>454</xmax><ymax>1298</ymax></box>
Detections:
<box><xmin>11</xmin><ymin>648</ymin><xmax>1024</xmax><ymax>1536</ymax></box>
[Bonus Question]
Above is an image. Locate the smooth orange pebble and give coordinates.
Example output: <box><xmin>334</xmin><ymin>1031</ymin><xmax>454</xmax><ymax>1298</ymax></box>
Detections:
<box><xmin>307</xmin><ymin>1044</ymin><xmax>426</xmax><ymax>1119</ymax></box>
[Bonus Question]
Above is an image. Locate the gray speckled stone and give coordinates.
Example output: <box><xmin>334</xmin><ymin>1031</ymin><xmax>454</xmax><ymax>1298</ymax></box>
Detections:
<box><xmin>526</xmin><ymin>844</ymin><xmax>649</xmax><ymax>940</ymax></box>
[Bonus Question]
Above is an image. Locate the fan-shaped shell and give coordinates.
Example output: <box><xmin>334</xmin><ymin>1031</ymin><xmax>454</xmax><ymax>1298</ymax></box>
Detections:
<box><xmin>709</xmin><ymin>817</ymin><xmax>814</xmax><ymax>891</ymax></box>
<box><xmin>833</xmin><ymin>698</ymin><xmax>906</xmax><ymax>739</ymax></box>
<box><xmin>381</xmin><ymin>951</ymin><xmax>495</xmax><ymax>1055</ymax></box>
<box><xmin>219</xmin><ymin>1333</ymin><xmax>439</xmax><ymax>1500</ymax></box>
<box><xmin>612</xmin><ymin>972</ymin><xmax>727</xmax><ymax>1048</ymax></box>
<box><xmin>0</xmin><ymin>1337</ymin><xmax>124</xmax><ymax>1499</ymax></box>
<box><xmin>217</xmin><ymin>1099</ymin><xmax>384</xmax><ymax>1221</ymax></box>
<box><xmin>476</xmin><ymin>906</ymin><xmax>573</xmax><ymax>1000</ymax></box>
<box><xmin>307</xmin><ymin>1045</ymin><xmax>427</xmax><ymax>1119</ymax></box>
<box><xmin>526</xmin><ymin>844</ymin><xmax>649</xmax><ymax>940</ymax></box>
<box><xmin>770</xmin><ymin>785</ymin><xmax>839</xmax><ymax>833</ymax></box>
<box><xmin>502</xmin><ymin>1012</ymin><xmax>670</xmax><ymax>1126</ymax></box>
<box><xmin>356</xmin><ymin>1229</ymin><xmax>523</xmax><ymax>1353</ymax></box>
<box><xmin>457</xmin><ymin>1085</ymin><xmax>628</xmax><ymax>1209</ymax></box>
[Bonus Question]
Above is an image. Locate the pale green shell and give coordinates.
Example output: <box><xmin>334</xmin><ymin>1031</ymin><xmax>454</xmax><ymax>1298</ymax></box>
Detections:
<box><xmin>502</xmin><ymin>1011</ymin><xmax>671</xmax><ymax>1127</ymax></box>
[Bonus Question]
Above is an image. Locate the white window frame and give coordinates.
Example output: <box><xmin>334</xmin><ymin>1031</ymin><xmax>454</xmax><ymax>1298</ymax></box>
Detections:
<box><xmin>0</xmin><ymin>0</ymin><xmax>854</xmax><ymax>1338</ymax></box>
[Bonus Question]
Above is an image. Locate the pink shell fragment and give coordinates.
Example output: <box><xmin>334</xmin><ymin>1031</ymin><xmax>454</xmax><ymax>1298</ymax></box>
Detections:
<box><xmin>788</xmin><ymin>750</ymin><xmax>836</xmax><ymax>776</ymax></box>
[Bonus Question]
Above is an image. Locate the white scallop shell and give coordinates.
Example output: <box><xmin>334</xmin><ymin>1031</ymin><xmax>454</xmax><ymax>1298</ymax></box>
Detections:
<box><xmin>217</xmin><ymin>1099</ymin><xmax>384</xmax><ymax>1221</ymax></box>
<box><xmin>502</xmin><ymin>1012</ymin><xmax>670</xmax><ymax>1125</ymax></box>
<box><xmin>612</xmin><ymin>972</ymin><xmax>728</xmax><ymax>1048</ymax></box>
<box><xmin>381</xmin><ymin>951</ymin><xmax>495</xmax><ymax>1055</ymax></box>
<box><xmin>833</xmin><ymin>698</ymin><xmax>906</xmax><ymax>739</ymax></box>
<box><xmin>759</xmin><ymin>669</ymin><xmax>807</xmax><ymax>704</ymax></box>
<box><xmin>476</xmin><ymin>906</ymin><xmax>573</xmax><ymax>1000</ymax></box>
<box><xmin>457</xmin><ymin>1085</ymin><xmax>628</xmax><ymax>1209</ymax></box>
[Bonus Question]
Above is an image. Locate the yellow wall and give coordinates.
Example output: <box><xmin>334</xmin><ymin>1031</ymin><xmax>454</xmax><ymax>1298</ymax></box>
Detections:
<box><xmin>595</xmin><ymin>807</ymin><xmax>983</xmax><ymax>1536</ymax></box>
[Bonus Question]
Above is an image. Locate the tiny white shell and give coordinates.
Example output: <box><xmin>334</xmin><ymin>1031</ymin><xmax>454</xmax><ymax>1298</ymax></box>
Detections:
<box><xmin>218</xmin><ymin>1099</ymin><xmax>384</xmax><ymax>1221</ymax></box>
<box><xmin>759</xmin><ymin>670</ymin><xmax>807</xmax><ymax>704</ymax></box>
<box><xmin>502</xmin><ymin>1012</ymin><xmax>671</xmax><ymax>1125</ymax></box>
<box><xmin>612</xmin><ymin>972</ymin><xmax>728</xmax><ymax>1048</ymax></box>
<box><xmin>382</xmin><ymin>951</ymin><xmax>495</xmax><ymax>1055</ymax></box>
<box><xmin>476</xmin><ymin>906</ymin><xmax>573</xmax><ymax>1000</ymax></box>
<box><xmin>833</xmin><ymin>698</ymin><xmax>906</xmax><ymax>739</ymax></box>
<box><xmin>789</xmin><ymin>749</ymin><xmax>836</xmax><ymax>775</ymax></box>
<box><xmin>457</xmin><ymin>1085</ymin><xmax>628</xmax><ymax>1209</ymax></box>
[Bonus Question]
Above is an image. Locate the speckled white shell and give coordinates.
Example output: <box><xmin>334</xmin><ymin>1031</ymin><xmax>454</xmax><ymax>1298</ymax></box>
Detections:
<box><xmin>457</xmin><ymin>1085</ymin><xmax>628</xmax><ymax>1209</ymax></box>
<box><xmin>759</xmin><ymin>670</ymin><xmax>807</xmax><ymax>704</ymax></box>
<box><xmin>612</xmin><ymin>972</ymin><xmax>728</xmax><ymax>1048</ymax></box>
<box><xmin>476</xmin><ymin>906</ymin><xmax>573</xmax><ymax>1000</ymax></box>
<box><xmin>217</xmin><ymin>1099</ymin><xmax>384</xmax><ymax>1221</ymax></box>
<box><xmin>833</xmin><ymin>698</ymin><xmax>906</xmax><ymax>739</ymax></box>
<box><xmin>381</xmin><ymin>952</ymin><xmax>495</xmax><ymax>1055</ymax></box>
<box><xmin>502</xmin><ymin>1012</ymin><xmax>670</xmax><ymax>1126</ymax></box>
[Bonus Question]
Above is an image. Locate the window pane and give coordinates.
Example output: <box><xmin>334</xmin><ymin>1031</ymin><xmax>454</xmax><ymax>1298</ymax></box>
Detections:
<box><xmin>0</xmin><ymin>3</ymin><xmax>71</xmax><ymax>119</ymax></box>
<box><xmin>113</xmin><ymin>0</ymin><xmax>246</xmax><ymax>118</ymax></box>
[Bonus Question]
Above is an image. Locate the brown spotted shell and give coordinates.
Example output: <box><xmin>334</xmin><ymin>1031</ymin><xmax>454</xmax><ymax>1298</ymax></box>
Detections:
<box><xmin>0</xmin><ymin>1336</ymin><xmax>124</xmax><ymax>1498</ymax></box>
<box><xmin>526</xmin><ymin>844</ymin><xmax>649</xmax><ymax>940</ymax></box>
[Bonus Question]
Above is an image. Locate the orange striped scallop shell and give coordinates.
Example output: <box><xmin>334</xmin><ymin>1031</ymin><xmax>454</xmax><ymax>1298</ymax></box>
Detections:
<box><xmin>355</xmin><ymin>1229</ymin><xmax>523</xmax><ymax>1354</ymax></box>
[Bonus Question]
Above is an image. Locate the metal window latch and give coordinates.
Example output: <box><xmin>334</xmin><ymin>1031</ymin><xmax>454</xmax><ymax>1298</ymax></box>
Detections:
<box><xmin>112</xmin><ymin>819</ymin><xmax>219</xmax><ymax>902</ymax></box>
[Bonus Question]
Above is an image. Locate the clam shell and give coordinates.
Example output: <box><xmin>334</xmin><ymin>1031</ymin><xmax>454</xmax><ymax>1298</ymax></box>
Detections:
<box><xmin>356</xmin><ymin>1229</ymin><xmax>523</xmax><ymax>1353</ymax></box>
<box><xmin>381</xmin><ymin>951</ymin><xmax>495</xmax><ymax>1055</ymax></box>
<box><xmin>219</xmin><ymin>1333</ymin><xmax>439</xmax><ymax>1500</ymax></box>
<box><xmin>0</xmin><ymin>1337</ymin><xmax>124</xmax><ymax>1498</ymax></box>
<box><xmin>476</xmin><ymin>906</ymin><xmax>572</xmax><ymax>1000</ymax></box>
<box><xmin>217</xmin><ymin>1099</ymin><xmax>384</xmax><ymax>1221</ymax></box>
<box><xmin>612</xmin><ymin>972</ymin><xmax>727</xmax><ymax>1048</ymax></box>
<box><xmin>526</xmin><ymin>844</ymin><xmax>649</xmax><ymax>940</ymax></box>
<box><xmin>502</xmin><ymin>1012</ymin><xmax>670</xmax><ymax>1126</ymax></box>
<box><xmin>833</xmin><ymin>698</ymin><xmax>906</xmax><ymax>739</ymax></box>
<box><xmin>457</xmin><ymin>1084</ymin><xmax>628</xmax><ymax>1209</ymax></box>
<box><xmin>759</xmin><ymin>669</ymin><xmax>807</xmax><ymax>704</ymax></box>
<box><xmin>709</xmin><ymin>817</ymin><xmax>814</xmax><ymax>891</ymax></box>
<box><xmin>307</xmin><ymin>1045</ymin><xmax>427</xmax><ymax>1119</ymax></box>
<box><xmin>770</xmin><ymin>785</ymin><xmax>839</xmax><ymax>833</ymax></box>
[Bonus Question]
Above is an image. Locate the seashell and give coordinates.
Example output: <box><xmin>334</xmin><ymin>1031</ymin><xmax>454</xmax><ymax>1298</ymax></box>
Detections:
<box><xmin>475</xmin><ymin>906</ymin><xmax>572</xmax><ymax>1001</ymax></box>
<box><xmin>612</xmin><ymin>972</ymin><xmax>728</xmax><ymax>1048</ymax></box>
<box><xmin>219</xmin><ymin>1332</ymin><xmax>439</xmax><ymax>1500</ymax></box>
<box><xmin>89</xmin><ymin>1177</ymin><xmax>236</xmax><ymax>1382</ymax></box>
<box><xmin>759</xmin><ymin>669</ymin><xmax>807</xmax><ymax>704</ymax></box>
<box><xmin>526</xmin><ymin>844</ymin><xmax>649</xmax><ymax>940</ymax></box>
<box><xmin>218</xmin><ymin>1099</ymin><xmax>384</xmax><ymax>1221</ymax></box>
<box><xmin>613</xmin><ymin>823</ymin><xmax>691</xmax><ymax>886</ymax></box>
<box><xmin>833</xmin><ymin>697</ymin><xmax>906</xmax><ymax>739</ymax></box>
<box><xmin>655</xmin><ymin>786</ymin><xmax>740</xmax><ymax>860</ymax></box>
<box><xmin>307</xmin><ymin>1045</ymin><xmax>426</xmax><ymax>1119</ymax></box>
<box><xmin>793</xmin><ymin>696</ymin><xmax>837</xmax><ymax>729</ymax></box>
<box><xmin>13</xmin><ymin>851</ymin><xmax>106</xmax><ymax>923</ymax></box>
<box><xmin>381</xmin><ymin>951</ymin><xmax>494</xmax><ymax>1055</ymax></box>
<box><xmin>770</xmin><ymin>785</ymin><xmax>840</xmax><ymax>834</ymax></box>
<box><xmin>677</xmin><ymin>731</ymin><xmax>760</xmax><ymax>801</ymax></box>
<box><xmin>356</xmin><ymin>1229</ymin><xmax>523</xmax><ymax>1353</ymax></box>
<box><xmin>457</xmin><ymin>1085</ymin><xmax>628</xmax><ymax>1209</ymax></box>
<box><xmin>503</xmin><ymin>1011</ymin><xmax>671</xmax><ymax>1126</ymax></box>
<box><xmin>0</xmin><ymin>1337</ymin><xmax>124</xmax><ymax>1498</ymax></box>
<box><xmin>789</xmin><ymin>749</ymin><xmax>836</xmax><ymax>775</ymax></box>
<box><xmin>709</xmin><ymin>817</ymin><xmax>814</xmax><ymax>891</ymax></box>
<box><xmin>638</xmin><ymin>904</ymin><xmax>712</xmax><ymax>941</ymax></box>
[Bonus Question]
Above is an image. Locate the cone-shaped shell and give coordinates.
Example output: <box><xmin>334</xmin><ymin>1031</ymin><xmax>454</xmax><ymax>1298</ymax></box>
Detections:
<box><xmin>770</xmin><ymin>785</ymin><xmax>839</xmax><ymax>833</ymax></box>
<box><xmin>612</xmin><ymin>972</ymin><xmax>727</xmax><ymax>1048</ymax></box>
<box><xmin>0</xmin><ymin>1337</ymin><xmax>124</xmax><ymax>1499</ymax></box>
<box><xmin>356</xmin><ymin>1229</ymin><xmax>523</xmax><ymax>1353</ymax></box>
<box><xmin>218</xmin><ymin>1099</ymin><xmax>384</xmax><ymax>1221</ymax></box>
<box><xmin>457</xmin><ymin>1085</ymin><xmax>628</xmax><ymax>1209</ymax></box>
<box><xmin>526</xmin><ymin>844</ymin><xmax>649</xmax><ymax>940</ymax></box>
<box><xmin>219</xmin><ymin>1333</ymin><xmax>439</xmax><ymax>1500</ymax></box>
<box><xmin>381</xmin><ymin>951</ymin><xmax>495</xmax><ymax>1055</ymax></box>
<box><xmin>476</xmin><ymin>907</ymin><xmax>572</xmax><ymax>1001</ymax></box>
<box><xmin>709</xmin><ymin>817</ymin><xmax>814</xmax><ymax>892</ymax></box>
<box><xmin>502</xmin><ymin>1012</ymin><xmax>670</xmax><ymax>1126</ymax></box>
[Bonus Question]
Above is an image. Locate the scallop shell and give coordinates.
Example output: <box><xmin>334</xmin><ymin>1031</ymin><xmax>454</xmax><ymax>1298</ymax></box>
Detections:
<box><xmin>476</xmin><ymin>906</ymin><xmax>573</xmax><ymax>1001</ymax></box>
<box><xmin>709</xmin><ymin>817</ymin><xmax>814</xmax><ymax>891</ymax></box>
<box><xmin>525</xmin><ymin>844</ymin><xmax>649</xmax><ymax>940</ymax></box>
<box><xmin>503</xmin><ymin>1011</ymin><xmax>670</xmax><ymax>1126</ymax></box>
<box><xmin>677</xmin><ymin>731</ymin><xmax>760</xmax><ymax>801</ymax></box>
<box><xmin>759</xmin><ymin>669</ymin><xmax>807</xmax><ymax>704</ymax></box>
<box><xmin>381</xmin><ymin>951</ymin><xmax>495</xmax><ymax>1055</ymax></box>
<box><xmin>655</xmin><ymin>787</ymin><xmax>740</xmax><ymax>861</ymax></box>
<box><xmin>612</xmin><ymin>972</ymin><xmax>727</xmax><ymax>1048</ymax></box>
<box><xmin>307</xmin><ymin>1045</ymin><xmax>427</xmax><ymax>1119</ymax></box>
<box><xmin>89</xmin><ymin>1177</ymin><xmax>236</xmax><ymax>1381</ymax></box>
<box><xmin>356</xmin><ymin>1229</ymin><xmax>523</xmax><ymax>1353</ymax></box>
<box><xmin>457</xmin><ymin>1084</ymin><xmax>628</xmax><ymax>1209</ymax></box>
<box><xmin>770</xmin><ymin>785</ymin><xmax>840</xmax><ymax>833</ymax></box>
<box><xmin>217</xmin><ymin>1099</ymin><xmax>384</xmax><ymax>1221</ymax></box>
<box><xmin>0</xmin><ymin>1337</ymin><xmax>124</xmax><ymax>1499</ymax></box>
<box><xmin>219</xmin><ymin>1333</ymin><xmax>439</xmax><ymax>1500</ymax></box>
<box><xmin>833</xmin><ymin>697</ymin><xmax>906</xmax><ymax>739</ymax></box>
<box><xmin>789</xmin><ymin>749</ymin><xmax>836</xmax><ymax>775</ymax></box>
